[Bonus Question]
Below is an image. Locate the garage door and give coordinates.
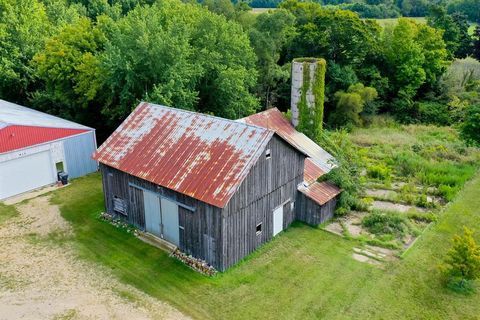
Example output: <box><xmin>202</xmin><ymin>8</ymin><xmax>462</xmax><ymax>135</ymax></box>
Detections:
<box><xmin>0</xmin><ymin>151</ymin><xmax>55</xmax><ymax>200</ymax></box>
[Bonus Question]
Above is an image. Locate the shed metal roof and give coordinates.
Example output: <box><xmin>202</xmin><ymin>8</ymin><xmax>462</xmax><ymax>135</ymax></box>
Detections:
<box><xmin>298</xmin><ymin>181</ymin><xmax>341</xmax><ymax>206</ymax></box>
<box><xmin>304</xmin><ymin>158</ymin><xmax>325</xmax><ymax>185</ymax></box>
<box><xmin>0</xmin><ymin>99</ymin><xmax>92</xmax><ymax>130</ymax></box>
<box><xmin>238</xmin><ymin>108</ymin><xmax>336</xmax><ymax>173</ymax></box>
<box><xmin>0</xmin><ymin>125</ymin><xmax>89</xmax><ymax>154</ymax></box>
<box><xmin>93</xmin><ymin>102</ymin><xmax>274</xmax><ymax>208</ymax></box>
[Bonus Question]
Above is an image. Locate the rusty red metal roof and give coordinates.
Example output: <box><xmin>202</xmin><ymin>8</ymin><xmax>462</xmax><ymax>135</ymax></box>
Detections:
<box><xmin>298</xmin><ymin>181</ymin><xmax>341</xmax><ymax>206</ymax></box>
<box><xmin>93</xmin><ymin>103</ymin><xmax>274</xmax><ymax>208</ymax></box>
<box><xmin>0</xmin><ymin>125</ymin><xmax>89</xmax><ymax>153</ymax></box>
<box><xmin>304</xmin><ymin>158</ymin><xmax>325</xmax><ymax>185</ymax></box>
<box><xmin>238</xmin><ymin>108</ymin><xmax>336</xmax><ymax>173</ymax></box>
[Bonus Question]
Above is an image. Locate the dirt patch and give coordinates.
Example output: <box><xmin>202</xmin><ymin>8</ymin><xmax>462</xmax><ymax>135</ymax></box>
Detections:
<box><xmin>324</xmin><ymin>222</ymin><xmax>344</xmax><ymax>236</ymax></box>
<box><xmin>0</xmin><ymin>196</ymin><xmax>189</xmax><ymax>320</ymax></box>
<box><xmin>371</xmin><ymin>200</ymin><xmax>426</xmax><ymax>213</ymax></box>
<box><xmin>365</xmin><ymin>189</ymin><xmax>396</xmax><ymax>198</ymax></box>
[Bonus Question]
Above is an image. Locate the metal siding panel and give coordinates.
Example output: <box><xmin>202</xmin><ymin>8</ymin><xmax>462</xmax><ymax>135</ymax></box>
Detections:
<box><xmin>63</xmin><ymin>132</ymin><xmax>98</xmax><ymax>179</ymax></box>
<box><xmin>0</xmin><ymin>150</ymin><xmax>56</xmax><ymax>199</ymax></box>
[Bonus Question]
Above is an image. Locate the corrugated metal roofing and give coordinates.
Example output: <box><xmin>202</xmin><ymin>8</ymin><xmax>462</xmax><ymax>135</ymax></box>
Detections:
<box><xmin>298</xmin><ymin>181</ymin><xmax>341</xmax><ymax>206</ymax></box>
<box><xmin>0</xmin><ymin>99</ymin><xmax>92</xmax><ymax>130</ymax></box>
<box><xmin>93</xmin><ymin>102</ymin><xmax>274</xmax><ymax>208</ymax></box>
<box><xmin>0</xmin><ymin>125</ymin><xmax>89</xmax><ymax>154</ymax></box>
<box><xmin>304</xmin><ymin>158</ymin><xmax>325</xmax><ymax>185</ymax></box>
<box><xmin>238</xmin><ymin>108</ymin><xmax>336</xmax><ymax>173</ymax></box>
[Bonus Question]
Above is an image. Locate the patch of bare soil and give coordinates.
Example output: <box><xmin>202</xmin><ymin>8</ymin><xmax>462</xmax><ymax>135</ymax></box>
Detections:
<box><xmin>371</xmin><ymin>200</ymin><xmax>426</xmax><ymax>213</ymax></box>
<box><xmin>0</xmin><ymin>196</ymin><xmax>189</xmax><ymax>320</ymax></box>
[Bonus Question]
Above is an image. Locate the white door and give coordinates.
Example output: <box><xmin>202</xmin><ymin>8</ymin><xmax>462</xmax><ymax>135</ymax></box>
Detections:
<box><xmin>143</xmin><ymin>191</ymin><xmax>161</xmax><ymax>237</ymax></box>
<box><xmin>273</xmin><ymin>205</ymin><xmax>283</xmax><ymax>236</ymax></box>
<box><xmin>160</xmin><ymin>198</ymin><xmax>179</xmax><ymax>246</ymax></box>
<box><xmin>0</xmin><ymin>151</ymin><xmax>55</xmax><ymax>200</ymax></box>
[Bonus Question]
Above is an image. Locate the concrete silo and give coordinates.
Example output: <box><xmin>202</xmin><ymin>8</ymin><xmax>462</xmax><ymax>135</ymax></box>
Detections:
<box><xmin>290</xmin><ymin>58</ymin><xmax>326</xmax><ymax>138</ymax></box>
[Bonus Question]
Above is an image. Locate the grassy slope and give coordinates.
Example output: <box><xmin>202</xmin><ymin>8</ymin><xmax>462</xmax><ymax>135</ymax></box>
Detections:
<box><xmin>48</xmin><ymin>170</ymin><xmax>480</xmax><ymax>319</ymax></box>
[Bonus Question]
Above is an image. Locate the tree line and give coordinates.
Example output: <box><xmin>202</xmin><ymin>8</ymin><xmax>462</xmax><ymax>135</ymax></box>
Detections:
<box><xmin>1</xmin><ymin>0</ymin><xmax>479</xmax><ymax>144</ymax></box>
<box><xmin>247</xmin><ymin>0</ymin><xmax>479</xmax><ymax>21</ymax></box>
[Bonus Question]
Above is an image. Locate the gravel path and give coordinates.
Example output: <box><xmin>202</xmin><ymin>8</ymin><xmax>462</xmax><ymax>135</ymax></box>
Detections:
<box><xmin>0</xmin><ymin>196</ymin><xmax>189</xmax><ymax>320</ymax></box>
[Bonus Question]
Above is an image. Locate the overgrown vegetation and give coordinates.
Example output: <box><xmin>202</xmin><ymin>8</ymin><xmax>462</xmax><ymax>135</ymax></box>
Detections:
<box><xmin>295</xmin><ymin>58</ymin><xmax>326</xmax><ymax>139</ymax></box>
<box><xmin>442</xmin><ymin>227</ymin><xmax>480</xmax><ymax>294</ymax></box>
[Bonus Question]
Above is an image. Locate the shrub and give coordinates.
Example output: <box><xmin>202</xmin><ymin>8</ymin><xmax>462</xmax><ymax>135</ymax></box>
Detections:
<box><xmin>417</xmin><ymin>101</ymin><xmax>452</xmax><ymax>126</ymax></box>
<box><xmin>406</xmin><ymin>211</ymin><xmax>437</xmax><ymax>223</ymax></box>
<box><xmin>393</xmin><ymin>152</ymin><xmax>426</xmax><ymax>177</ymax></box>
<box><xmin>317</xmin><ymin>130</ymin><xmax>365</xmax><ymax>215</ymax></box>
<box><xmin>442</xmin><ymin>227</ymin><xmax>480</xmax><ymax>293</ymax></box>
<box><xmin>461</xmin><ymin>104</ymin><xmax>480</xmax><ymax>146</ymax></box>
<box><xmin>361</xmin><ymin>211</ymin><xmax>410</xmax><ymax>237</ymax></box>
<box><xmin>367</xmin><ymin>163</ymin><xmax>391</xmax><ymax>181</ymax></box>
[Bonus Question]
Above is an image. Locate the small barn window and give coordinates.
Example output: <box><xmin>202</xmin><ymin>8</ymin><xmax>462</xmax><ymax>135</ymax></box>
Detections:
<box><xmin>256</xmin><ymin>222</ymin><xmax>262</xmax><ymax>235</ymax></box>
<box><xmin>265</xmin><ymin>149</ymin><xmax>271</xmax><ymax>159</ymax></box>
<box><xmin>113</xmin><ymin>196</ymin><xmax>127</xmax><ymax>215</ymax></box>
<box><xmin>290</xmin><ymin>201</ymin><xmax>295</xmax><ymax>211</ymax></box>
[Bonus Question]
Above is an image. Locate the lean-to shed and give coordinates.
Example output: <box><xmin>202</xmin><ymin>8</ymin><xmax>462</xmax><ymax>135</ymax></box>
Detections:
<box><xmin>94</xmin><ymin>102</ymin><xmax>340</xmax><ymax>270</ymax></box>
<box><xmin>0</xmin><ymin>100</ymin><xmax>97</xmax><ymax>200</ymax></box>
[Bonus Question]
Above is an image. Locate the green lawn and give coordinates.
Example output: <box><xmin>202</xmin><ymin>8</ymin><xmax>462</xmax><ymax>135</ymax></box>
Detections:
<box><xmin>44</xmin><ymin>169</ymin><xmax>480</xmax><ymax>319</ymax></box>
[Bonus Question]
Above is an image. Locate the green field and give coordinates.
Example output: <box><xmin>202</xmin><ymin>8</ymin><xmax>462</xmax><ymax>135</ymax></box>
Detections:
<box><xmin>39</xmin><ymin>157</ymin><xmax>480</xmax><ymax>319</ymax></box>
<box><xmin>372</xmin><ymin>17</ymin><xmax>427</xmax><ymax>27</ymax></box>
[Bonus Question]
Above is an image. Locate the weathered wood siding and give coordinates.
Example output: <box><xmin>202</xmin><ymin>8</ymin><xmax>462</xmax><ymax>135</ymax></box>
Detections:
<box><xmin>99</xmin><ymin>164</ymin><xmax>224</xmax><ymax>269</ymax></box>
<box><xmin>296</xmin><ymin>193</ymin><xmax>337</xmax><ymax>226</ymax></box>
<box><xmin>221</xmin><ymin>135</ymin><xmax>305</xmax><ymax>270</ymax></box>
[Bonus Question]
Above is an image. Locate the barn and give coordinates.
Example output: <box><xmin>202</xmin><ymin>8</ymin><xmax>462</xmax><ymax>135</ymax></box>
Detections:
<box><xmin>0</xmin><ymin>100</ymin><xmax>98</xmax><ymax>200</ymax></box>
<box><xmin>94</xmin><ymin>102</ymin><xmax>341</xmax><ymax>271</ymax></box>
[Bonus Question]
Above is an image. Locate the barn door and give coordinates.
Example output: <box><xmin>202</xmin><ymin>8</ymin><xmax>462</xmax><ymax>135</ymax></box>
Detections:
<box><xmin>160</xmin><ymin>198</ymin><xmax>179</xmax><ymax>246</ymax></box>
<box><xmin>273</xmin><ymin>205</ymin><xmax>283</xmax><ymax>236</ymax></box>
<box><xmin>143</xmin><ymin>190</ymin><xmax>161</xmax><ymax>237</ymax></box>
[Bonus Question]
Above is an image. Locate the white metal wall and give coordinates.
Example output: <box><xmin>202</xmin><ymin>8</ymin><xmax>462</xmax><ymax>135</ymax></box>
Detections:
<box><xmin>0</xmin><ymin>150</ymin><xmax>56</xmax><ymax>200</ymax></box>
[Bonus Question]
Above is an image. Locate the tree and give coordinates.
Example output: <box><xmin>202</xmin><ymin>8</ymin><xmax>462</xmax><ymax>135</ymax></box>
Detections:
<box><xmin>286</xmin><ymin>5</ymin><xmax>381</xmax><ymax>67</ymax></box>
<box><xmin>427</xmin><ymin>5</ymin><xmax>460</xmax><ymax>59</ymax></box>
<box><xmin>451</xmin><ymin>12</ymin><xmax>473</xmax><ymax>58</ymax></box>
<box><xmin>248</xmin><ymin>9</ymin><xmax>295</xmax><ymax>108</ymax></box>
<box><xmin>0</xmin><ymin>0</ymin><xmax>52</xmax><ymax>103</ymax></box>
<box><xmin>382</xmin><ymin>18</ymin><xmax>447</xmax><ymax>99</ymax></box>
<box><xmin>447</xmin><ymin>0</ymin><xmax>480</xmax><ymax>22</ymax></box>
<box><xmin>32</xmin><ymin>16</ymin><xmax>107</xmax><ymax>129</ymax></box>
<box><xmin>329</xmin><ymin>83</ymin><xmax>378</xmax><ymax>127</ymax></box>
<box><xmin>100</xmin><ymin>0</ymin><xmax>258</xmax><ymax>122</ymax></box>
<box><xmin>474</xmin><ymin>24</ymin><xmax>480</xmax><ymax>61</ymax></box>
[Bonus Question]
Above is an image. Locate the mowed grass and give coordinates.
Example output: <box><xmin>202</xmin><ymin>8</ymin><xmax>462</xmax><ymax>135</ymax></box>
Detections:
<box><xmin>47</xmin><ymin>169</ymin><xmax>480</xmax><ymax>319</ymax></box>
<box><xmin>0</xmin><ymin>203</ymin><xmax>18</xmax><ymax>224</ymax></box>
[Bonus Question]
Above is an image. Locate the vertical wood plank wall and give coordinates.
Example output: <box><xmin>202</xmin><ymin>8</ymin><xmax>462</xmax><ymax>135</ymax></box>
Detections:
<box><xmin>296</xmin><ymin>194</ymin><xmax>337</xmax><ymax>226</ymax></box>
<box><xmin>221</xmin><ymin>136</ymin><xmax>305</xmax><ymax>270</ymax></box>
<box><xmin>100</xmin><ymin>164</ymin><xmax>224</xmax><ymax>269</ymax></box>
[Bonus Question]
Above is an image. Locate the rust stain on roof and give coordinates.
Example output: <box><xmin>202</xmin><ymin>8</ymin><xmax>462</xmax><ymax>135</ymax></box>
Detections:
<box><xmin>238</xmin><ymin>108</ymin><xmax>336</xmax><ymax>173</ymax></box>
<box><xmin>93</xmin><ymin>103</ymin><xmax>274</xmax><ymax>208</ymax></box>
<box><xmin>304</xmin><ymin>158</ymin><xmax>325</xmax><ymax>185</ymax></box>
<box><xmin>298</xmin><ymin>181</ymin><xmax>341</xmax><ymax>206</ymax></box>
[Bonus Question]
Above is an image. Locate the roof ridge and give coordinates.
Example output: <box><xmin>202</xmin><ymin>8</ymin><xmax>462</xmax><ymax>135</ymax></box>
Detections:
<box><xmin>144</xmin><ymin>102</ymin><xmax>274</xmax><ymax>133</ymax></box>
<box><xmin>0</xmin><ymin>99</ymin><xmax>93</xmax><ymax>130</ymax></box>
